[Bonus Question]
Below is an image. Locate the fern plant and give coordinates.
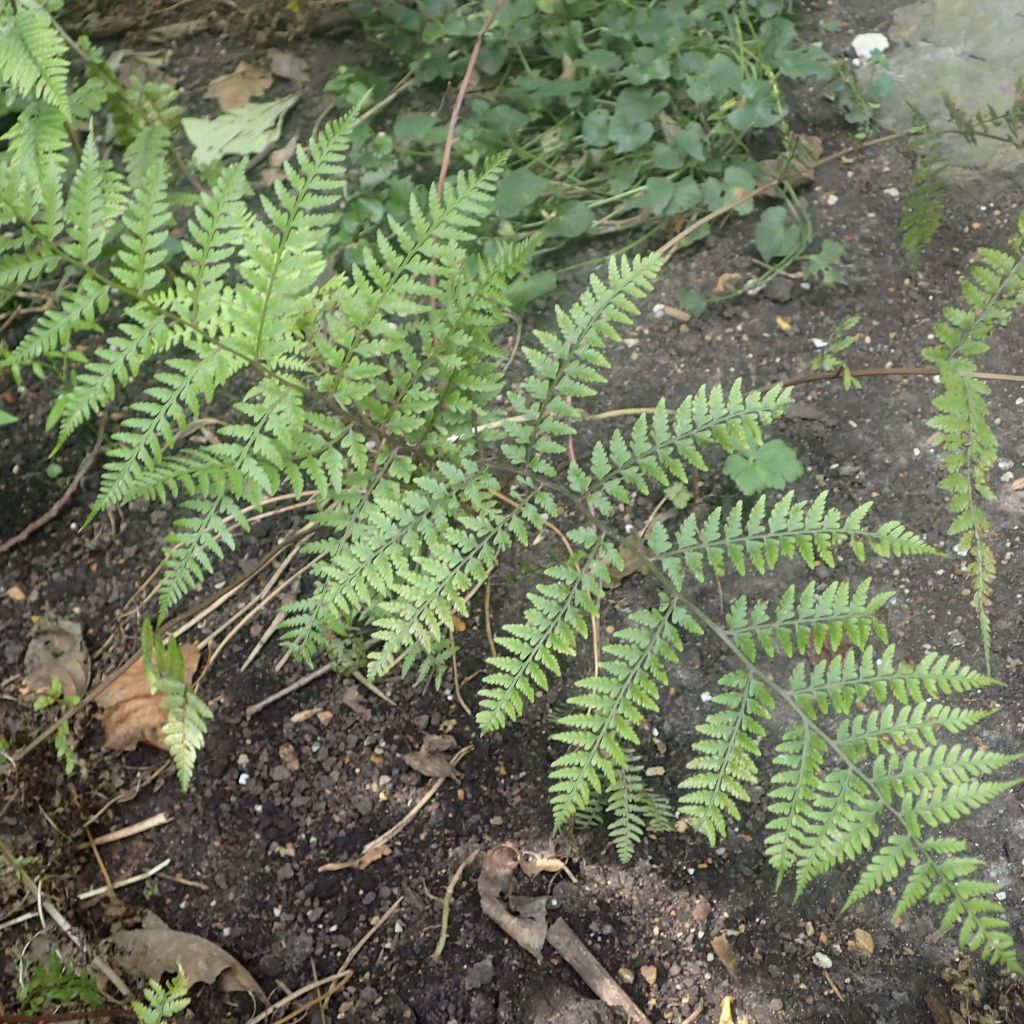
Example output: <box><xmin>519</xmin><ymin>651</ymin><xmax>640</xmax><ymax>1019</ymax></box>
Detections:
<box><xmin>920</xmin><ymin>216</ymin><xmax>1024</xmax><ymax>667</ymax></box>
<box><xmin>0</xmin><ymin>0</ymin><xmax>1021</xmax><ymax>972</ymax></box>
<box><xmin>132</xmin><ymin>968</ymin><xmax>190</xmax><ymax>1024</ymax></box>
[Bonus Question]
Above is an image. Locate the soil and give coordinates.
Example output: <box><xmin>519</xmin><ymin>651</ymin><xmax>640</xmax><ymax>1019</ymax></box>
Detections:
<box><xmin>3</xmin><ymin>2</ymin><xmax>1024</xmax><ymax>1024</ymax></box>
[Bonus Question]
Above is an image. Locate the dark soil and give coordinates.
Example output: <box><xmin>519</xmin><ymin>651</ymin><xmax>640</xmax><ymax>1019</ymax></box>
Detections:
<box><xmin>3</xmin><ymin>2</ymin><xmax>1024</xmax><ymax>1023</ymax></box>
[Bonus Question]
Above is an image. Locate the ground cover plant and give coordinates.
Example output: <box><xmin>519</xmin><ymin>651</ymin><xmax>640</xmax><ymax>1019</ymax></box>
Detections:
<box><xmin>2</xmin><ymin>0</ymin><xmax>1024</xmax><ymax>1018</ymax></box>
<box><xmin>325</xmin><ymin>0</ymin><xmax>857</xmax><ymax>296</ymax></box>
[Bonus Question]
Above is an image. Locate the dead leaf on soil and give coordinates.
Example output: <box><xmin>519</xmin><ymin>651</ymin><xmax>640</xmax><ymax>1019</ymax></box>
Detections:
<box><xmin>719</xmin><ymin>995</ymin><xmax>735</xmax><ymax>1024</ymax></box>
<box><xmin>258</xmin><ymin>133</ymin><xmax>300</xmax><ymax>185</ymax></box>
<box><xmin>518</xmin><ymin>849</ymin><xmax>576</xmax><ymax>883</ymax></box>
<box><xmin>341</xmin><ymin>683</ymin><xmax>371</xmax><ymax>720</ymax></box>
<box><xmin>850</xmin><ymin>927</ymin><xmax>874</xmax><ymax>955</ymax></box>
<box><xmin>712</xmin><ymin>271</ymin><xmax>743</xmax><ymax>295</ymax></box>
<box><xmin>318</xmin><ymin>844</ymin><xmax>392</xmax><ymax>873</ymax></box>
<box><xmin>268</xmin><ymin>48</ymin><xmax>309</xmax><ymax>84</ymax></box>
<box><xmin>402</xmin><ymin>733</ymin><xmax>460</xmax><ymax>780</ymax></box>
<box><xmin>204</xmin><ymin>61</ymin><xmax>272</xmax><ymax>111</ymax></box>
<box><xmin>759</xmin><ymin>133</ymin><xmax>823</xmax><ymax>193</ymax></box>
<box><xmin>478</xmin><ymin>843</ymin><xmax>547</xmax><ymax>960</ymax></box>
<box><xmin>22</xmin><ymin>614</ymin><xmax>90</xmax><ymax>699</ymax></box>
<box><xmin>95</xmin><ymin>644</ymin><xmax>200</xmax><ymax>752</ymax></box>
<box><xmin>711</xmin><ymin>933</ymin><xmax>741</xmax><ymax>977</ymax></box>
<box><xmin>104</xmin><ymin>915</ymin><xmax>266</xmax><ymax>1001</ymax></box>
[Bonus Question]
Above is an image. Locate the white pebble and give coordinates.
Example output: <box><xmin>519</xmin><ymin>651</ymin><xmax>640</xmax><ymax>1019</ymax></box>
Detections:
<box><xmin>851</xmin><ymin>33</ymin><xmax>889</xmax><ymax>60</ymax></box>
<box><xmin>812</xmin><ymin>952</ymin><xmax>833</xmax><ymax>969</ymax></box>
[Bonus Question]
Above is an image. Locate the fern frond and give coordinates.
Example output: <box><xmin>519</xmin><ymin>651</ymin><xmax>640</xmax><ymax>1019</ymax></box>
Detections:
<box><xmin>500</xmin><ymin>252</ymin><xmax>663</xmax><ymax>479</ymax></box>
<box><xmin>648</xmin><ymin>490</ymin><xmax>934</xmax><ymax>584</ymax></box>
<box><xmin>725</xmin><ymin>578</ymin><xmax>892</xmax><ymax>661</ymax></box>
<box><xmin>567</xmin><ymin>382</ymin><xmax>791</xmax><ymax>516</ymax></box>
<box><xmin>550</xmin><ymin>601</ymin><xmax>686</xmax><ymax>829</ymax></box>
<box><xmin>605</xmin><ymin>754</ymin><xmax>674</xmax><ymax>862</ymax></box>
<box><xmin>676</xmin><ymin>669</ymin><xmax>774</xmax><ymax>843</ymax></box>
<box><xmin>0</xmin><ymin>0</ymin><xmax>70</xmax><ymax>118</ymax></box>
<box><xmin>476</xmin><ymin>535</ymin><xmax>614</xmax><ymax>732</ymax></box>
<box><xmin>132</xmin><ymin>966</ymin><xmax>191</xmax><ymax>1023</ymax></box>
<box><xmin>64</xmin><ymin>129</ymin><xmax>129</xmax><ymax>264</ymax></box>
<box><xmin>900</xmin><ymin>145</ymin><xmax>947</xmax><ymax>273</ymax></box>
<box><xmin>921</xmin><ymin>223</ymin><xmax>1024</xmax><ymax>664</ymax></box>
<box><xmin>141</xmin><ymin>622</ymin><xmax>211</xmax><ymax>791</ymax></box>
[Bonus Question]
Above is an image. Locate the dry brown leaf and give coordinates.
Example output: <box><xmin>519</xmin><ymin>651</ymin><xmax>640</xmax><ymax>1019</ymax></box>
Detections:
<box><xmin>478</xmin><ymin>844</ymin><xmax>547</xmax><ymax>960</ymax></box>
<box><xmin>96</xmin><ymin>644</ymin><xmax>200</xmax><ymax>752</ymax></box>
<box><xmin>851</xmin><ymin>927</ymin><xmax>875</xmax><ymax>955</ymax></box>
<box><xmin>341</xmin><ymin>684</ymin><xmax>371</xmax><ymax>720</ymax></box>
<box><xmin>204</xmin><ymin>61</ymin><xmax>272</xmax><ymax>112</ymax></box>
<box><xmin>269</xmin><ymin>48</ymin><xmax>309</xmax><ymax>84</ymax></box>
<box><xmin>713</xmin><ymin>272</ymin><xmax>743</xmax><ymax>295</ymax></box>
<box><xmin>711</xmin><ymin>933</ymin><xmax>741</xmax><ymax>977</ymax></box>
<box><xmin>402</xmin><ymin>734</ymin><xmax>460</xmax><ymax>780</ymax></box>
<box><xmin>518</xmin><ymin>849</ymin><xmax>576</xmax><ymax>882</ymax></box>
<box><xmin>22</xmin><ymin>614</ymin><xmax>90</xmax><ymax>699</ymax></box>
<box><xmin>759</xmin><ymin>133</ymin><xmax>823</xmax><ymax>192</ymax></box>
<box><xmin>318</xmin><ymin>844</ymin><xmax>392</xmax><ymax>872</ymax></box>
<box><xmin>104</xmin><ymin>918</ymin><xmax>266</xmax><ymax>1001</ymax></box>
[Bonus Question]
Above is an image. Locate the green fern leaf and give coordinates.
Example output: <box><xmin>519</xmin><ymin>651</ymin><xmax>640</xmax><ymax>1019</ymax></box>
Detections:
<box><xmin>0</xmin><ymin>1</ymin><xmax>70</xmax><ymax>117</ymax></box>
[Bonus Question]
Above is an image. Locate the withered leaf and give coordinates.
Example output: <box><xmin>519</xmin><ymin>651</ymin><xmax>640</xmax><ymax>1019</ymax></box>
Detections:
<box><xmin>318</xmin><ymin>844</ymin><xmax>392</xmax><ymax>872</ymax></box>
<box><xmin>711</xmin><ymin>933</ymin><xmax>741</xmax><ymax>977</ymax></box>
<box><xmin>104</xmin><ymin>919</ymin><xmax>266</xmax><ymax>1001</ymax></box>
<box><xmin>268</xmin><ymin>49</ymin><xmax>309</xmax><ymax>84</ymax></box>
<box><xmin>478</xmin><ymin>844</ymin><xmax>547</xmax><ymax>960</ymax></box>
<box><xmin>204</xmin><ymin>61</ymin><xmax>272</xmax><ymax>112</ymax></box>
<box><xmin>402</xmin><ymin>733</ymin><xmax>460</xmax><ymax>780</ymax></box>
<box><xmin>96</xmin><ymin>644</ymin><xmax>200</xmax><ymax>752</ymax></box>
<box><xmin>22</xmin><ymin>614</ymin><xmax>90</xmax><ymax>699</ymax></box>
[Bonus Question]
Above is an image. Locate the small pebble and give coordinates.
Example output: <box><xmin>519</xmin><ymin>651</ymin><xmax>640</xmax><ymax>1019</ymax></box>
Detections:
<box><xmin>812</xmin><ymin>952</ymin><xmax>833</xmax><ymax>969</ymax></box>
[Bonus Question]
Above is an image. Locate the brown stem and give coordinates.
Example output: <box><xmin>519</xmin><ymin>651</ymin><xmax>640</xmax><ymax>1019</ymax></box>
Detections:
<box><xmin>436</xmin><ymin>0</ymin><xmax>507</xmax><ymax>200</ymax></box>
<box><xmin>782</xmin><ymin>365</ymin><xmax>1024</xmax><ymax>388</ymax></box>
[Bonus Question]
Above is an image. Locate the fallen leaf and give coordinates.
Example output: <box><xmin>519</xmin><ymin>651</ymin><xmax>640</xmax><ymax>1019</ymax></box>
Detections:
<box><xmin>851</xmin><ymin>927</ymin><xmax>874</xmax><ymax>955</ymax></box>
<box><xmin>403</xmin><ymin>734</ymin><xmax>460</xmax><ymax>780</ymax></box>
<box><xmin>278</xmin><ymin>742</ymin><xmax>299</xmax><ymax>772</ymax></box>
<box><xmin>341</xmin><ymin>684</ymin><xmax>371</xmax><ymax>720</ymax></box>
<box><xmin>268</xmin><ymin>49</ymin><xmax>309</xmax><ymax>84</ymax></box>
<box><xmin>96</xmin><ymin>644</ymin><xmax>200</xmax><ymax>752</ymax></box>
<box><xmin>204</xmin><ymin>61</ymin><xmax>271</xmax><ymax>111</ymax></box>
<box><xmin>22</xmin><ymin>614</ymin><xmax>90</xmax><ymax>699</ymax></box>
<box><xmin>663</xmin><ymin>305</ymin><xmax>691</xmax><ymax>323</ymax></box>
<box><xmin>478</xmin><ymin>844</ymin><xmax>547</xmax><ymax>960</ymax></box>
<box><xmin>318</xmin><ymin>844</ymin><xmax>391</xmax><ymax>872</ymax></box>
<box><xmin>713</xmin><ymin>272</ymin><xmax>743</xmax><ymax>295</ymax></box>
<box><xmin>518</xmin><ymin>849</ymin><xmax>576</xmax><ymax>883</ymax></box>
<box><xmin>759</xmin><ymin>133</ymin><xmax>823</xmax><ymax>192</ymax></box>
<box><xmin>182</xmin><ymin>96</ymin><xmax>297</xmax><ymax>166</ymax></box>
<box><xmin>711</xmin><ymin>933</ymin><xmax>741</xmax><ymax>977</ymax></box>
<box><xmin>719</xmin><ymin>995</ymin><xmax>734</xmax><ymax>1024</ymax></box>
<box><xmin>104</xmin><ymin>917</ymin><xmax>265</xmax><ymax>1001</ymax></box>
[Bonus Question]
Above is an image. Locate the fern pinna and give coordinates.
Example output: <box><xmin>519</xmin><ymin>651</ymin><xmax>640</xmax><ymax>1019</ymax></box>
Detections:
<box><xmin>0</xmin><ymin>0</ymin><xmax>1019</xmax><ymax>971</ymax></box>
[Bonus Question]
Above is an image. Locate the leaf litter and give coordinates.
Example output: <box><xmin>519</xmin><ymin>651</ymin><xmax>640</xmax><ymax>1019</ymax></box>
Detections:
<box><xmin>204</xmin><ymin>60</ymin><xmax>272</xmax><ymax>112</ymax></box>
<box><xmin>96</xmin><ymin>642</ymin><xmax>200</xmax><ymax>753</ymax></box>
<box><xmin>21</xmin><ymin>613</ymin><xmax>90</xmax><ymax>699</ymax></box>
<box><xmin>102</xmin><ymin>911</ymin><xmax>266</xmax><ymax>1002</ymax></box>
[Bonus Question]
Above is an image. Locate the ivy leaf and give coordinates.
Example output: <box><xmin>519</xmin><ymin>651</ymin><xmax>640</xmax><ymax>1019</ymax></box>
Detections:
<box><xmin>581</xmin><ymin>108</ymin><xmax>611</xmax><ymax>147</ymax></box>
<box><xmin>545</xmin><ymin>200</ymin><xmax>594</xmax><ymax>238</ymax></box>
<box><xmin>726</xmin><ymin>80</ymin><xmax>782</xmax><ymax>131</ymax></box>
<box><xmin>755</xmin><ymin>205</ymin><xmax>803</xmax><ymax>262</ymax></box>
<box><xmin>495</xmin><ymin>168</ymin><xmax>549</xmax><ymax>217</ymax></box>
<box><xmin>724</xmin><ymin>439</ymin><xmax>805</xmax><ymax>495</ymax></box>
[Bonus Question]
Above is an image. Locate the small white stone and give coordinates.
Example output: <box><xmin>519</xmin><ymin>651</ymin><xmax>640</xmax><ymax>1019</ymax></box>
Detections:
<box><xmin>810</xmin><ymin>337</ymin><xmax>827</xmax><ymax>349</ymax></box>
<box><xmin>851</xmin><ymin>33</ymin><xmax>889</xmax><ymax>61</ymax></box>
<box><xmin>238</xmin><ymin>772</ymin><xmax>250</xmax><ymax>785</ymax></box>
<box><xmin>883</xmin><ymin>187</ymin><xmax>900</xmax><ymax>199</ymax></box>
<box><xmin>825</xmin><ymin>193</ymin><xmax>839</xmax><ymax>206</ymax></box>
<box><xmin>812</xmin><ymin>951</ymin><xmax>834</xmax><ymax>969</ymax></box>
<box><xmin>700</xmin><ymin>691</ymin><xmax>712</xmax><ymax>703</ymax></box>
<box><xmin>997</xmin><ymin>891</ymin><xmax>1008</xmax><ymax>902</ymax></box>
